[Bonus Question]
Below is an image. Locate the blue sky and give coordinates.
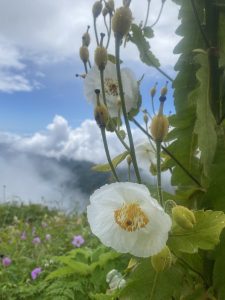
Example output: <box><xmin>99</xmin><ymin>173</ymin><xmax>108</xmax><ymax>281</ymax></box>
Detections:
<box><xmin>0</xmin><ymin>0</ymin><xmax>180</xmax><ymax>204</ymax></box>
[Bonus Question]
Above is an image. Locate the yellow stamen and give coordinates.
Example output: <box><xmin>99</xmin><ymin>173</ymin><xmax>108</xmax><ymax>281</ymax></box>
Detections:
<box><xmin>105</xmin><ymin>78</ymin><xmax>119</xmax><ymax>96</ymax></box>
<box><xmin>114</xmin><ymin>203</ymin><xmax>149</xmax><ymax>232</ymax></box>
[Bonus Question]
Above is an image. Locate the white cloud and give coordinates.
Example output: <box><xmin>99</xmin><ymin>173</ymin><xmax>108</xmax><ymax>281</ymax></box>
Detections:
<box><xmin>0</xmin><ymin>0</ymin><xmax>180</xmax><ymax>92</ymax></box>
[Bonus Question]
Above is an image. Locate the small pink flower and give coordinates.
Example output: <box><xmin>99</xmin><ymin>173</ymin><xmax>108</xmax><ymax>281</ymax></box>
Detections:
<box><xmin>72</xmin><ymin>235</ymin><xmax>85</xmax><ymax>247</ymax></box>
<box><xmin>31</xmin><ymin>267</ymin><xmax>42</xmax><ymax>280</ymax></box>
<box><xmin>32</xmin><ymin>237</ymin><xmax>41</xmax><ymax>244</ymax></box>
<box><xmin>2</xmin><ymin>257</ymin><xmax>11</xmax><ymax>267</ymax></box>
<box><xmin>45</xmin><ymin>234</ymin><xmax>51</xmax><ymax>241</ymax></box>
<box><xmin>21</xmin><ymin>231</ymin><xmax>27</xmax><ymax>240</ymax></box>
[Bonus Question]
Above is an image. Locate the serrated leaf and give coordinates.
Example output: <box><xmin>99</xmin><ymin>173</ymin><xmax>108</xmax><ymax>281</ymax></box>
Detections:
<box><xmin>192</xmin><ymin>52</ymin><xmax>217</xmax><ymax>176</ymax></box>
<box><xmin>92</xmin><ymin>151</ymin><xmax>129</xmax><ymax>172</ymax></box>
<box><xmin>45</xmin><ymin>266</ymin><xmax>76</xmax><ymax>280</ymax></box>
<box><xmin>169</xmin><ymin>210</ymin><xmax>225</xmax><ymax>253</ymax></box>
<box><xmin>119</xmin><ymin>259</ymin><xmax>183</xmax><ymax>300</ymax></box>
<box><xmin>55</xmin><ymin>256</ymin><xmax>91</xmax><ymax>275</ymax></box>
<box><xmin>130</xmin><ymin>23</ymin><xmax>160</xmax><ymax>68</ymax></box>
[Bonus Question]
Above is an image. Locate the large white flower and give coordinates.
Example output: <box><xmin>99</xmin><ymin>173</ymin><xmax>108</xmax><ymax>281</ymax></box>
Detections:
<box><xmin>135</xmin><ymin>140</ymin><xmax>156</xmax><ymax>171</ymax></box>
<box><xmin>84</xmin><ymin>61</ymin><xmax>139</xmax><ymax>118</ymax></box>
<box><xmin>87</xmin><ymin>182</ymin><xmax>172</xmax><ymax>257</ymax></box>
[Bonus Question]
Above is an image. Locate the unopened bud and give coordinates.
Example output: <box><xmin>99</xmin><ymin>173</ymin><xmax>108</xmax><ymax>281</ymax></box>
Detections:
<box><xmin>150</xmin><ymin>114</ymin><xmax>169</xmax><ymax>142</ymax></box>
<box><xmin>95</xmin><ymin>46</ymin><xmax>108</xmax><ymax>70</ymax></box>
<box><xmin>79</xmin><ymin>46</ymin><xmax>89</xmax><ymax>63</ymax></box>
<box><xmin>143</xmin><ymin>113</ymin><xmax>148</xmax><ymax>124</ymax></box>
<box><xmin>150</xmin><ymin>83</ymin><xmax>157</xmax><ymax>97</ymax></box>
<box><xmin>106</xmin><ymin>0</ymin><xmax>115</xmax><ymax>14</ymax></box>
<box><xmin>102</xmin><ymin>7</ymin><xmax>109</xmax><ymax>17</ymax></box>
<box><xmin>112</xmin><ymin>6</ymin><xmax>132</xmax><ymax>38</ymax></box>
<box><xmin>126</xmin><ymin>155</ymin><xmax>132</xmax><ymax>165</ymax></box>
<box><xmin>151</xmin><ymin>246</ymin><xmax>172</xmax><ymax>272</ymax></box>
<box><xmin>161</xmin><ymin>82</ymin><xmax>168</xmax><ymax>96</ymax></box>
<box><xmin>92</xmin><ymin>1</ymin><xmax>103</xmax><ymax>18</ymax></box>
<box><xmin>172</xmin><ymin>206</ymin><xmax>196</xmax><ymax>230</ymax></box>
<box><xmin>94</xmin><ymin>104</ymin><xmax>109</xmax><ymax>128</ymax></box>
<box><xmin>82</xmin><ymin>26</ymin><xmax>91</xmax><ymax>47</ymax></box>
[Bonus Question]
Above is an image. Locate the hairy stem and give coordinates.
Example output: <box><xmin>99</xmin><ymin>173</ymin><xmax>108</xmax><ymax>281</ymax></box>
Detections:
<box><xmin>115</xmin><ymin>36</ymin><xmax>141</xmax><ymax>183</ymax></box>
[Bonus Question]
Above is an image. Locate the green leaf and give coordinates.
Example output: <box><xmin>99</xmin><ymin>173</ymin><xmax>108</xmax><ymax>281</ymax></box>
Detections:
<box><xmin>107</xmin><ymin>54</ymin><xmax>123</xmax><ymax>65</ymax></box>
<box><xmin>169</xmin><ymin>210</ymin><xmax>225</xmax><ymax>253</ymax></box>
<box><xmin>119</xmin><ymin>259</ymin><xmax>184</xmax><ymax>300</ymax></box>
<box><xmin>55</xmin><ymin>256</ymin><xmax>91</xmax><ymax>275</ymax></box>
<box><xmin>92</xmin><ymin>151</ymin><xmax>129</xmax><ymax>172</ymax></box>
<box><xmin>191</xmin><ymin>52</ymin><xmax>217</xmax><ymax>177</ymax></box>
<box><xmin>45</xmin><ymin>266</ymin><xmax>76</xmax><ymax>280</ymax></box>
<box><xmin>129</xmin><ymin>23</ymin><xmax>160</xmax><ymax>68</ymax></box>
<box><xmin>213</xmin><ymin>229</ymin><xmax>225</xmax><ymax>299</ymax></box>
<box><xmin>143</xmin><ymin>26</ymin><xmax>154</xmax><ymax>38</ymax></box>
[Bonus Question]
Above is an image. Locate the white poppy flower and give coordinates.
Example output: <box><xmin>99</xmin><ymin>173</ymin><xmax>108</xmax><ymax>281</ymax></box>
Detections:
<box><xmin>135</xmin><ymin>140</ymin><xmax>156</xmax><ymax>171</ymax></box>
<box><xmin>84</xmin><ymin>61</ymin><xmax>139</xmax><ymax>118</ymax></box>
<box><xmin>87</xmin><ymin>182</ymin><xmax>172</xmax><ymax>257</ymax></box>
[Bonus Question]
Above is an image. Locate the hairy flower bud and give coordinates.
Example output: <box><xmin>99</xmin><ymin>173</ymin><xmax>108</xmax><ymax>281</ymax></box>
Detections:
<box><xmin>94</xmin><ymin>46</ymin><xmax>108</xmax><ymax>70</ymax></box>
<box><xmin>94</xmin><ymin>104</ymin><xmax>109</xmax><ymax>128</ymax></box>
<box><xmin>172</xmin><ymin>206</ymin><xmax>196</xmax><ymax>230</ymax></box>
<box><xmin>126</xmin><ymin>154</ymin><xmax>132</xmax><ymax>165</ymax></box>
<box><xmin>79</xmin><ymin>46</ymin><xmax>89</xmax><ymax>63</ymax></box>
<box><xmin>161</xmin><ymin>82</ymin><xmax>168</xmax><ymax>96</ymax></box>
<box><xmin>106</xmin><ymin>0</ymin><xmax>115</xmax><ymax>14</ymax></box>
<box><xmin>102</xmin><ymin>6</ymin><xmax>109</xmax><ymax>17</ymax></box>
<box><xmin>82</xmin><ymin>27</ymin><xmax>91</xmax><ymax>47</ymax></box>
<box><xmin>150</xmin><ymin>114</ymin><xmax>169</xmax><ymax>142</ymax></box>
<box><xmin>92</xmin><ymin>1</ymin><xmax>103</xmax><ymax>18</ymax></box>
<box><xmin>151</xmin><ymin>246</ymin><xmax>172</xmax><ymax>272</ymax></box>
<box><xmin>112</xmin><ymin>6</ymin><xmax>132</xmax><ymax>38</ymax></box>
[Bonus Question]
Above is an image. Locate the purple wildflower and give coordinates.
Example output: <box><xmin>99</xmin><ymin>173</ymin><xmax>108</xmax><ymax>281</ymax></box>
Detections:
<box><xmin>2</xmin><ymin>257</ymin><xmax>12</xmax><ymax>267</ymax></box>
<box><xmin>45</xmin><ymin>234</ymin><xmax>51</xmax><ymax>241</ymax></box>
<box><xmin>32</xmin><ymin>237</ymin><xmax>41</xmax><ymax>244</ymax></box>
<box><xmin>21</xmin><ymin>231</ymin><xmax>27</xmax><ymax>240</ymax></box>
<box><xmin>31</xmin><ymin>267</ymin><xmax>42</xmax><ymax>280</ymax></box>
<box><xmin>72</xmin><ymin>235</ymin><xmax>85</xmax><ymax>247</ymax></box>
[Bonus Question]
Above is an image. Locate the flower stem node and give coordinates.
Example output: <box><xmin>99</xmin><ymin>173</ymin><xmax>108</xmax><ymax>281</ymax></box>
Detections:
<box><xmin>92</xmin><ymin>1</ymin><xmax>103</xmax><ymax>19</ymax></box>
<box><xmin>151</xmin><ymin>246</ymin><xmax>172</xmax><ymax>272</ymax></box>
<box><xmin>172</xmin><ymin>205</ymin><xmax>196</xmax><ymax>230</ymax></box>
<box><xmin>79</xmin><ymin>46</ymin><xmax>89</xmax><ymax>63</ymax></box>
<box><xmin>112</xmin><ymin>6</ymin><xmax>132</xmax><ymax>38</ymax></box>
<box><xmin>94</xmin><ymin>104</ymin><xmax>109</xmax><ymax>128</ymax></box>
<box><xmin>94</xmin><ymin>46</ymin><xmax>108</xmax><ymax>70</ymax></box>
<box><xmin>150</xmin><ymin>115</ymin><xmax>169</xmax><ymax>142</ymax></box>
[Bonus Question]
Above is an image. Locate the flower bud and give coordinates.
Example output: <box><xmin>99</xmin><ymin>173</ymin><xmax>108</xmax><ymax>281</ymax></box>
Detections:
<box><xmin>82</xmin><ymin>26</ymin><xmax>91</xmax><ymax>47</ymax></box>
<box><xmin>151</xmin><ymin>87</ymin><xmax>156</xmax><ymax>97</ymax></box>
<box><xmin>102</xmin><ymin>6</ymin><xmax>109</xmax><ymax>17</ymax></box>
<box><xmin>151</xmin><ymin>246</ymin><xmax>172</xmax><ymax>272</ymax></box>
<box><xmin>94</xmin><ymin>104</ymin><xmax>109</xmax><ymax>128</ymax></box>
<box><xmin>106</xmin><ymin>0</ymin><xmax>115</xmax><ymax>14</ymax></box>
<box><xmin>79</xmin><ymin>46</ymin><xmax>89</xmax><ymax>63</ymax></box>
<box><xmin>112</xmin><ymin>6</ymin><xmax>132</xmax><ymax>38</ymax></box>
<box><xmin>126</xmin><ymin>154</ymin><xmax>132</xmax><ymax>165</ymax></box>
<box><xmin>150</xmin><ymin>114</ymin><xmax>169</xmax><ymax>142</ymax></box>
<box><xmin>92</xmin><ymin>1</ymin><xmax>103</xmax><ymax>18</ymax></box>
<box><xmin>172</xmin><ymin>206</ymin><xmax>196</xmax><ymax>230</ymax></box>
<box><xmin>161</xmin><ymin>82</ymin><xmax>168</xmax><ymax>96</ymax></box>
<box><xmin>143</xmin><ymin>113</ymin><xmax>148</xmax><ymax>124</ymax></box>
<box><xmin>94</xmin><ymin>46</ymin><xmax>108</xmax><ymax>70</ymax></box>
<box><xmin>123</xmin><ymin>0</ymin><xmax>131</xmax><ymax>7</ymax></box>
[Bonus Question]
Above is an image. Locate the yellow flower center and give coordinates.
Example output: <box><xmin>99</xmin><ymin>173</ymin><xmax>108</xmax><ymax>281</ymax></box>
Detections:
<box><xmin>105</xmin><ymin>78</ymin><xmax>119</xmax><ymax>97</ymax></box>
<box><xmin>114</xmin><ymin>203</ymin><xmax>149</xmax><ymax>232</ymax></box>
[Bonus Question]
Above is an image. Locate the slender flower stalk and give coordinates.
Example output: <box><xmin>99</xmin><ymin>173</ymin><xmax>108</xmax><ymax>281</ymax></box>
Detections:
<box><xmin>132</xmin><ymin>118</ymin><xmax>202</xmax><ymax>187</ymax></box>
<box><xmin>144</xmin><ymin>0</ymin><xmax>151</xmax><ymax>28</ymax></box>
<box><xmin>106</xmin><ymin>14</ymin><xmax>112</xmax><ymax>49</ymax></box>
<box><xmin>150</xmin><ymin>0</ymin><xmax>166</xmax><ymax>28</ymax></box>
<box><xmin>115</xmin><ymin>36</ymin><xmax>141</xmax><ymax>183</ymax></box>
<box><xmin>156</xmin><ymin>141</ymin><xmax>163</xmax><ymax>206</ymax></box>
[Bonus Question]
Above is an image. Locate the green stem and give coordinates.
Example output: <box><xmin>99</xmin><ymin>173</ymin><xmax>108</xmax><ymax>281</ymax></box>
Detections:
<box><xmin>132</xmin><ymin>118</ymin><xmax>202</xmax><ymax>187</ymax></box>
<box><xmin>101</xmin><ymin>128</ymin><xmax>120</xmax><ymax>181</ymax></box>
<box><xmin>150</xmin><ymin>272</ymin><xmax>158</xmax><ymax>300</ymax></box>
<box><xmin>115</xmin><ymin>36</ymin><xmax>141</xmax><ymax>183</ymax></box>
<box><xmin>106</xmin><ymin>14</ymin><xmax>112</xmax><ymax>49</ymax></box>
<box><xmin>151</xmin><ymin>96</ymin><xmax>156</xmax><ymax>115</ymax></box>
<box><xmin>94</xmin><ymin>18</ymin><xmax>100</xmax><ymax>46</ymax></box>
<box><xmin>156</xmin><ymin>141</ymin><xmax>163</xmax><ymax>206</ymax></box>
<box><xmin>84</xmin><ymin>62</ymin><xmax>88</xmax><ymax>74</ymax></box>
<box><xmin>114</xmin><ymin>126</ymin><xmax>130</xmax><ymax>151</ymax></box>
<box><xmin>100</xmin><ymin>69</ymin><xmax>107</xmax><ymax>106</ymax></box>
<box><xmin>150</xmin><ymin>1</ymin><xmax>165</xmax><ymax>28</ymax></box>
<box><xmin>144</xmin><ymin>0</ymin><xmax>151</xmax><ymax>28</ymax></box>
